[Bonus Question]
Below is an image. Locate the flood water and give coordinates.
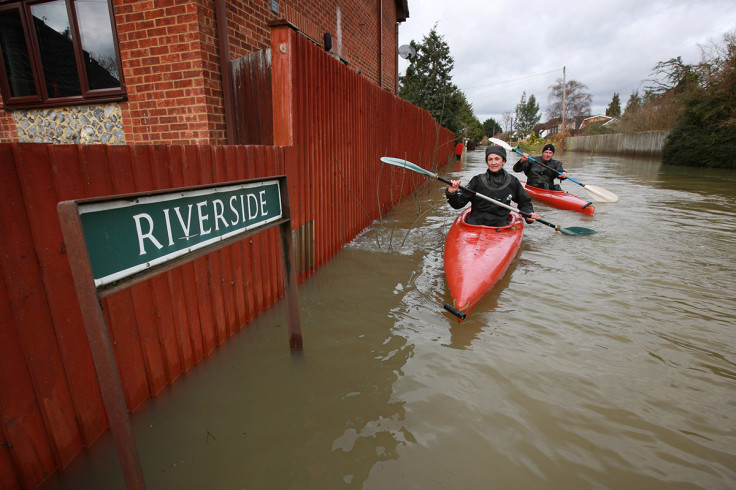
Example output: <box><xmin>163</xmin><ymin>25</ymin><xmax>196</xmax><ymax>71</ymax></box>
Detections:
<box><xmin>44</xmin><ymin>149</ymin><xmax>736</xmax><ymax>489</ymax></box>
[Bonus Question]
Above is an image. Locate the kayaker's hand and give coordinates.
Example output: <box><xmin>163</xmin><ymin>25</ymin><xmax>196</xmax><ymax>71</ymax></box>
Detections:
<box><xmin>447</xmin><ymin>179</ymin><xmax>461</xmax><ymax>194</ymax></box>
<box><xmin>520</xmin><ymin>153</ymin><xmax>529</xmax><ymax>162</ymax></box>
<box><xmin>559</xmin><ymin>171</ymin><xmax>568</xmax><ymax>179</ymax></box>
<box><xmin>525</xmin><ymin>212</ymin><xmax>540</xmax><ymax>223</ymax></box>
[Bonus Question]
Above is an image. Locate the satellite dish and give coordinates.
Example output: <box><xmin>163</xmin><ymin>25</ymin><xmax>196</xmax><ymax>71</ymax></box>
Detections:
<box><xmin>398</xmin><ymin>44</ymin><xmax>416</xmax><ymax>60</ymax></box>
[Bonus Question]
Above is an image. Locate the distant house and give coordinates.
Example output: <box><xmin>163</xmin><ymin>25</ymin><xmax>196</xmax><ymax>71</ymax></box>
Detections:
<box><xmin>534</xmin><ymin>118</ymin><xmax>561</xmax><ymax>138</ymax></box>
<box><xmin>579</xmin><ymin>115</ymin><xmax>614</xmax><ymax>132</ymax></box>
<box><xmin>534</xmin><ymin>114</ymin><xmax>616</xmax><ymax>138</ymax></box>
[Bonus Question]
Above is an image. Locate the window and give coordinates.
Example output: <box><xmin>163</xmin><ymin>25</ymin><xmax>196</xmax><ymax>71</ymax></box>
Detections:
<box><xmin>0</xmin><ymin>0</ymin><xmax>125</xmax><ymax>109</ymax></box>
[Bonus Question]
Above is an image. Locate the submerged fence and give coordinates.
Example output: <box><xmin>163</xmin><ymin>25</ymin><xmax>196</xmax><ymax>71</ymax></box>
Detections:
<box><xmin>0</xmin><ymin>25</ymin><xmax>454</xmax><ymax>490</ymax></box>
<box><xmin>565</xmin><ymin>130</ymin><xmax>669</xmax><ymax>157</ymax></box>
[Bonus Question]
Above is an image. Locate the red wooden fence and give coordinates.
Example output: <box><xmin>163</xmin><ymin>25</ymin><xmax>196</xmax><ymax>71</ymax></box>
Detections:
<box><xmin>0</xmin><ymin>24</ymin><xmax>454</xmax><ymax>490</ymax></box>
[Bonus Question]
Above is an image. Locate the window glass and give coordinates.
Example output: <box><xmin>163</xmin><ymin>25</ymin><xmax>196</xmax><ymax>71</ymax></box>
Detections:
<box><xmin>75</xmin><ymin>0</ymin><xmax>120</xmax><ymax>90</ymax></box>
<box><xmin>0</xmin><ymin>9</ymin><xmax>37</xmax><ymax>97</ymax></box>
<box><xmin>30</xmin><ymin>0</ymin><xmax>82</xmax><ymax>97</ymax></box>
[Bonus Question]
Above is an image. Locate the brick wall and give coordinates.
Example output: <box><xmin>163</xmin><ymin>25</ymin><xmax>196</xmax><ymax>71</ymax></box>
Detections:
<box><xmin>113</xmin><ymin>0</ymin><xmax>226</xmax><ymax>144</ymax></box>
<box><xmin>0</xmin><ymin>0</ymin><xmax>403</xmax><ymax>144</ymax></box>
<box><xmin>0</xmin><ymin>110</ymin><xmax>15</xmax><ymax>142</ymax></box>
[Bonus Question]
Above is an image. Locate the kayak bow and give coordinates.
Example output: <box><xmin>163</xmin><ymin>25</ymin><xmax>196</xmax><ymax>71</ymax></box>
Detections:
<box><xmin>443</xmin><ymin>209</ymin><xmax>524</xmax><ymax>321</ymax></box>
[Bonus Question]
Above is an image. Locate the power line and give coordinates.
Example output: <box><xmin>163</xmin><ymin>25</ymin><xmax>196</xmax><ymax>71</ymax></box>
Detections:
<box><xmin>461</xmin><ymin>68</ymin><xmax>562</xmax><ymax>91</ymax></box>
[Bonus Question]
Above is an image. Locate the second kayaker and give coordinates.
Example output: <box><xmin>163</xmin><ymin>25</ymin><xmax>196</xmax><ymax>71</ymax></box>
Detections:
<box><xmin>513</xmin><ymin>143</ymin><xmax>569</xmax><ymax>190</ymax></box>
<box><xmin>446</xmin><ymin>145</ymin><xmax>540</xmax><ymax>226</ymax></box>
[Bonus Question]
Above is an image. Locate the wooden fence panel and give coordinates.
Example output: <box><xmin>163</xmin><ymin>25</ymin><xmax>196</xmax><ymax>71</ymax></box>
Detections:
<box><xmin>1</xmin><ymin>23</ymin><xmax>453</xmax><ymax>488</ymax></box>
<box><xmin>232</xmin><ymin>49</ymin><xmax>273</xmax><ymax>146</ymax></box>
<box><xmin>111</xmin><ymin>145</ymin><xmax>168</xmax><ymax>398</ymax></box>
<box><xmin>281</xmin><ymin>32</ymin><xmax>455</xmax><ymax>276</ymax></box>
<box><xmin>0</xmin><ymin>271</ymin><xmax>56</xmax><ymax>490</ymax></box>
<box><xmin>47</xmin><ymin>145</ymin><xmax>110</xmax><ymax>443</ymax></box>
<box><xmin>130</xmin><ymin>146</ymin><xmax>185</xmax><ymax>384</ymax></box>
<box><xmin>2</xmin><ymin>144</ymin><xmax>83</xmax><ymax>469</ymax></box>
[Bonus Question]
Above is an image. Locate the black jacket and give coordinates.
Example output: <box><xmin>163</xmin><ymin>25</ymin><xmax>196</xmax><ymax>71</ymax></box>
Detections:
<box><xmin>513</xmin><ymin>156</ymin><xmax>565</xmax><ymax>190</ymax></box>
<box><xmin>446</xmin><ymin>168</ymin><xmax>533</xmax><ymax>226</ymax></box>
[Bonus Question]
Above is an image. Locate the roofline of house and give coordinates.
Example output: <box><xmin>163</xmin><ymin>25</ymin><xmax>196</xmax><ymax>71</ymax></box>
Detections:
<box><xmin>396</xmin><ymin>0</ymin><xmax>409</xmax><ymax>22</ymax></box>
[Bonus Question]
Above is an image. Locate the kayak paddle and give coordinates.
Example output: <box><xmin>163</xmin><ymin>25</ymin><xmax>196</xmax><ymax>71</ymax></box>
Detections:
<box><xmin>380</xmin><ymin>157</ymin><xmax>595</xmax><ymax>236</ymax></box>
<box><xmin>489</xmin><ymin>138</ymin><xmax>619</xmax><ymax>203</ymax></box>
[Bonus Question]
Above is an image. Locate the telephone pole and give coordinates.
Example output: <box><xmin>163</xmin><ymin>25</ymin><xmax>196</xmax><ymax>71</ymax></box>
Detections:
<box><xmin>561</xmin><ymin>66</ymin><xmax>567</xmax><ymax>149</ymax></box>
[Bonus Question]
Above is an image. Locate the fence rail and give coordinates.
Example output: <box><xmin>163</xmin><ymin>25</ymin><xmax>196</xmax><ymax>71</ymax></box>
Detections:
<box><xmin>0</xmin><ymin>25</ymin><xmax>454</xmax><ymax>490</ymax></box>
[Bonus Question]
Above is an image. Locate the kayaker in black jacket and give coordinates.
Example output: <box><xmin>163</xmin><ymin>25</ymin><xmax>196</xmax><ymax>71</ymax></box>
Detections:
<box><xmin>513</xmin><ymin>143</ymin><xmax>569</xmax><ymax>190</ymax></box>
<box><xmin>446</xmin><ymin>145</ymin><xmax>539</xmax><ymax>227</ymax></box>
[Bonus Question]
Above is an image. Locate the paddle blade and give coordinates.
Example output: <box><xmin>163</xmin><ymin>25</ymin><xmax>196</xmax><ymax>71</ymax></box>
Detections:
<box><xmin>583</xmin><ymin>184</ymin><xmax>618</xmax><ymax>203</ymax></box>
<box><xmin>489</xmin><ymin>138</ymin><xmax>513</xmax><ymax>151</ymax></box>
<box><xmin>559</xmin><ymin>226</ymin><xmax>596</xmax><ymax>236</ymax></box>
<box><xmin>380</xmin><ymin>157</ymin><xmax>435</xmax><ymax>178</ymax></box>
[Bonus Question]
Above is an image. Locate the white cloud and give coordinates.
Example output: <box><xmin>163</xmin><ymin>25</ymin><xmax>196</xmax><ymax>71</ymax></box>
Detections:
<box><xmin>398</xmin><ymin>0</ymin><xmax>736</xmax><ymax>124</ymax></box>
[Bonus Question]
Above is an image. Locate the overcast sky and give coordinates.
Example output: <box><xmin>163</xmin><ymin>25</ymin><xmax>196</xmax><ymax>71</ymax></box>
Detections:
<box><xmin>397</xmin><ymin>0</ymin><xmax>736</xmax><ymax>125</ymax></box>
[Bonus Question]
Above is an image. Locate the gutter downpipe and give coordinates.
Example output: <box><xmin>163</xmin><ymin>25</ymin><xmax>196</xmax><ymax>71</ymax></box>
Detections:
<box><xmin>379</xmin><ymin>0</ymin><xmax>383</xmax><ymax>88</ymax></box>
<box><xmin>216</xmin><ymin>0</ymin><xmax>236</xmax><ymax>144</ymax></box>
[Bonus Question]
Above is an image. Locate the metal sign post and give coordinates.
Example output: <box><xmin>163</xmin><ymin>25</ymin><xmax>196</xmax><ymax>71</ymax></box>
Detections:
<box><xmin>57</xmin><ymin>176</ymin><xmax>302</xmax><ymax>489</ymax></box>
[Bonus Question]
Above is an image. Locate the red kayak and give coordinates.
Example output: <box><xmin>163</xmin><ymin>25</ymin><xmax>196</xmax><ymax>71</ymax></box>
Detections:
<box><xmin>443</xmin><ymin>208</ymin><xmax>524</xmax><ymax>321</ymax></box>
<box><xmin>523</xmin><ymin>183</ymin><xmax>595</xmax><ymax>215</ymax></box>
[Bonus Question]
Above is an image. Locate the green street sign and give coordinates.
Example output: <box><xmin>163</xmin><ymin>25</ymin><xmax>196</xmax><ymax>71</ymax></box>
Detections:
<box><xmin>79</xmin><ymin>180</ymin><xmax>282</xmax><ymax>287</ymax></box>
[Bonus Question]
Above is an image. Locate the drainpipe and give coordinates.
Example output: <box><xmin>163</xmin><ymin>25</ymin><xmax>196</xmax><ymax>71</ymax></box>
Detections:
<box><xmin>216</xmin><ymin>0</ymin><xmax>236</xmax><ymax>144</ymax></box>
<box><xmin>378</xmin><ymin>0</ymin><xmax>383</xmax><ymax>88</ymax></box>
<box><xmin>394</xmin><ymin>21</ymin><xmax>399</xmax><ymax>94</ymax></box>
<box><xmin>337</xmin><ymin>3</ymin><xmax>345</xmax><ymax>59</ymax></box>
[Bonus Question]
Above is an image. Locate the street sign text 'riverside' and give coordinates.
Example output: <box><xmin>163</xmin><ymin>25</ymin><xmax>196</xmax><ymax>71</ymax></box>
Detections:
<box><xmin>80</xmin><ymin>180</ymin><xmax>282</xmax><ymax>287</ymax></box>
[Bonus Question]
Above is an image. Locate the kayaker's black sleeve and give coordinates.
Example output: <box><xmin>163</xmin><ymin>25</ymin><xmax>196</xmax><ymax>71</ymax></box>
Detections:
<box><xmin>446</xmin><ymin>176</ymin><xmax>478</xmax><ymax>209</ymax></box>
<box><xmin>512</xmin><ymin>159</ymin><xmax>528</xmax><ymax>174</ymax></box>
<box><xmin>544</xmin><ymin>159</ymin><xmax>565</xmax><ymax>179</ymax></box>
<box><xmin>511</xmin><ymin>178</ymin><xmax>534</xmax><ymax>216</ymax></box>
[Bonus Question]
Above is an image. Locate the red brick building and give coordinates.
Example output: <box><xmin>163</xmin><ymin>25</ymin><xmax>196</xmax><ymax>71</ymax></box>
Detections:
<box><xmin>0</xmin><ymin>0</ymin><xmax>409</xmax><ymax>144</ymax></box>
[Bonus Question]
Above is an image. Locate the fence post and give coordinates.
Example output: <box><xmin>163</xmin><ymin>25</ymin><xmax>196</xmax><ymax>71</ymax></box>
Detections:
<box><xmin>269</xmin><ymin>20</ymin><xmax>297</xmax><ymax>146</ymax></box>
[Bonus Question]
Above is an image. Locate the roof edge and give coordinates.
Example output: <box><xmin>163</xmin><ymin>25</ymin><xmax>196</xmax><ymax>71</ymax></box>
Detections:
<box><xmin>396</xmin><ymin>0</ymin><xmax>409</xmax><ymax>22</ymax></box>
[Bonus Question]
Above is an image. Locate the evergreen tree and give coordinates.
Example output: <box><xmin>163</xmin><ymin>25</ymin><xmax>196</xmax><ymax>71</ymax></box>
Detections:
<box><xmin>399</xmin><ymin>25</ymin><xmax>464</xmax><ymax>134</ymax></box>
<box><xmin>483</xmin><ymin>117</ymin><xmax>502</xmax><ymax>137</ymax></box>
<box><xmin>515</xmin><ymin>91</ymin><xmax>541</xmax><ymax>137</ymax></box>
<box><xmin>456</xmin><ymin>93</ymin><xmax>484</xmax><ymax>142</ymax></box>
<box><xmin>623</xmin><ymin>90</ymin><xmax>641</xmax><ymax>116</ymax></box>
<box><xmin>605</xmin><ymin>93</ymin><xmax>621</xmax><ymax>117</ymax></box>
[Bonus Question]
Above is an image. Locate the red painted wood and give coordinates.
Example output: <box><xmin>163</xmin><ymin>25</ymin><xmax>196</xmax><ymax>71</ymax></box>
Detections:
<box><xmin>2</xmin><ymin>144</ymin><xmax>83</xmax><ymax>468</ymax></box>
<box><xmin>179</xmin><ymin>146</ymin><xmax>206</xmax><ymax>361</ymax></box>
<box><xmin>210</xmin><ymin>146</ymin><xmax>238</xmax><ymax>337</ymax></box>
<box><xmin>146</xmin><ymin>145</ymin><xmax>184</xmax><ymax>383</ymax></box>
<box><xmin>222</xmin><ymin>145</ymin><xmax>247</xmax><ymax>333</ymax></box>
<box><xmin>164</xmin><ymin>146</ymin><xmax>196</xmax><ymax>372</ymax></box>
<box><xmin>244</xmin><ymin>146</ymin><xmax>265</xmax><ymax>315</ymax></box>
<box><xmin>0</xmin><ymin>265</ymin><xmax>55</xmax><ymax>489</ymax></box>
<box><xmin>187</xmin><ymin>146</ymin><xmax>218</xmax><ymax>354</ymax></box>
<box><xmin>80</xmin><ymin>144</ymin><xmax>150</xmax><ymax>411</ymax></box>
<box><xmin>0</xmin><ymin>29</ymin><xmax>455</xmax><ymax>486</ymax></box>
<box><xmin>22</xmin><ymin>144</ymin><xmax>108</xmax><ymax>447</ymax></box>
<box><xmin>109</xmin><ymin>145</ymin><xmax>169</xmax><ymax>398</ymax></box>
<box><xmin>231</xmin><ymin>145</ymin><xmax>257</xmax><ymax>324</ymax></box>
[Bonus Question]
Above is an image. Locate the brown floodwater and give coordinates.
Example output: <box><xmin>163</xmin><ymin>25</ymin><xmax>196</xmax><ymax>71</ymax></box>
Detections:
<box><xmin>43</xmin><ymin>149</ymin><xmax>736</xmax><ymax>489</ymax></box>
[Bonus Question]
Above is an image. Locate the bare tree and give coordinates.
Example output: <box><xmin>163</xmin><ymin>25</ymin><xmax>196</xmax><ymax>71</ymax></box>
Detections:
<box><xmin>644</xmin><ymin>56</ymin><xmax>696</xmax><ymax>96</ymax></box>
<box><xmin>547</xmin><ymin>79</ymin><xmax>591</xmax><ymax>121</ymax></box>
<box><xmin>501</xmin><ymin>112</ymin><xmax>515</xmax><ymax>137</ymax></box>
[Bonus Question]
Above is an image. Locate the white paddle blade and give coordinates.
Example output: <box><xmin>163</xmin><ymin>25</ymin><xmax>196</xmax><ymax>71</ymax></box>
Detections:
<box><xmin>584</xmin><ymin>185</ymin><xmax>618</xmax><ymax>203</ymax></box>
<box><xmin>380</xmin><ymin>157</ymin><xmax>435</xmax><ymax>178</ymax></box>
<box><xmin>488</xmin><ymin>137</ymin><xmax>513</xmax><ymax>151</ymax></box>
